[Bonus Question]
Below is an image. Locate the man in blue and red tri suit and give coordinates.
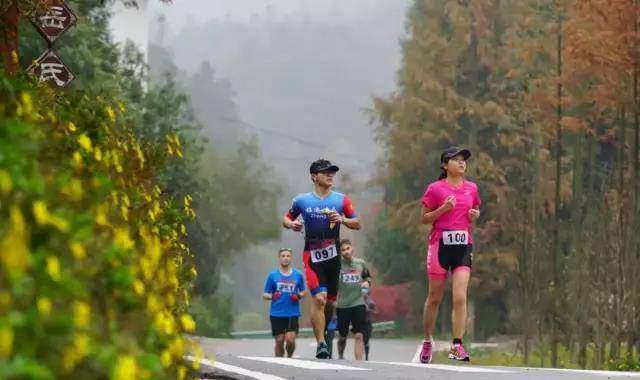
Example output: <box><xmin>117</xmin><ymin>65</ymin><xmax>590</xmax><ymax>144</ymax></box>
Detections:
<box><xmin>282</xmin><ymin>158</ymin><xmax>361</xmax><ymax>359</ymax></box>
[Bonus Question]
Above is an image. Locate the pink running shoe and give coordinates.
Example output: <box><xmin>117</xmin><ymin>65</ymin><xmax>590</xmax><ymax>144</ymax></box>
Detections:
<box><xmin>448</xmin><ymin>343</ymin><xmax>470</xmax><ymax>361</ymax></box>
<box><xmin>419</xmin><ymin>340</ymin><xmax>433</xmax><ymax>364</ymax></box>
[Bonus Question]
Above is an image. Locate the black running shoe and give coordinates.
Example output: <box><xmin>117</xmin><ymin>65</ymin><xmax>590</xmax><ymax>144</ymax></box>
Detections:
<box><xmin>316</xmin><ymin>342</ymin><xmax>330</xmax><ymax>359</ymax></box>
<box><xmin>325</xmin><ymin>331</ymin><xmax>334</xmax><ymax>359</ymax></box>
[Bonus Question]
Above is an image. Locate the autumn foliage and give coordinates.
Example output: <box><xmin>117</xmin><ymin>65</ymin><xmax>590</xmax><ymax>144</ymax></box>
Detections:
<box><xmin>371</xmin><ymin>0</ymin><xmax>640</xmax><ymax>369</ymax></box>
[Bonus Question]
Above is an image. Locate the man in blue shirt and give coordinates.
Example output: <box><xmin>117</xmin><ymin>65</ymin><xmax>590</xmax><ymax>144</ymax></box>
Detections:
<box><xmin>282</xmin><ymin>158</ymin><xmax>361</xmax><ymax>359</ymax></box>
<box><xmin>263</xmin><ymin>248</ymin><xmax>306</xmax><ymax>358</ymax></box>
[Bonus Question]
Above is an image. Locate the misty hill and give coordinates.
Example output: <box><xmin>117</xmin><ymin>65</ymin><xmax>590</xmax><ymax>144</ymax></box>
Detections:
<box><xmin>163</xmin><ymin>2</ymin><xmax>410</xmax><ymax>191</ymax></box>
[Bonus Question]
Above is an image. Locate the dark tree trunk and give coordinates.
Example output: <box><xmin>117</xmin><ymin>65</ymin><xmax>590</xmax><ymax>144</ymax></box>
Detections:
<box><xmin>0</xmin><ymin>1</ymin><xmax>19</xmax><ymax>75</ymax></box>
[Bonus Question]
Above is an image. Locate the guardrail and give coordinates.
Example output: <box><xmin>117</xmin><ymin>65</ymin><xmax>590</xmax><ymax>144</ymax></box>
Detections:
<box><xmin>231</xmin><ymin>320</ymin><xmax>397</xmax><ymax>338</ymax></box>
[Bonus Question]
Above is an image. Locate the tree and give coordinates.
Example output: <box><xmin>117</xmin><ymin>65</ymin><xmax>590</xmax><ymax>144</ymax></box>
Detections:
<box><xmin>372</xmin><ymin>0</ymin><xmax>640</xmax><ymax>368</ymax></box>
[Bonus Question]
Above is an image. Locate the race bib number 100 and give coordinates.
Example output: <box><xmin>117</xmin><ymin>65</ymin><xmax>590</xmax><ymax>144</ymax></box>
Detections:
<box><xmin>311</xmin><ymin>244</ymin><xmax>338</xmax><ymax>263</ymax></box>
<box><xmin>442</xmin><ymin>230</ymin><xmax>468</xmax><ymax>245</ymax></box>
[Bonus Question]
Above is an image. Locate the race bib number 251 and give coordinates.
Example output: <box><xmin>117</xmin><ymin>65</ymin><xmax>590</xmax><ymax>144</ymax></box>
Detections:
<box><xmin>311</xmin><ymin>244</ymin><xmax>338</xmax><ymax>263</ymax></box>
<box><xmin>442</xmin><ymin>230</ymin><xmax>468</xmax><ymax>245</ymax></box>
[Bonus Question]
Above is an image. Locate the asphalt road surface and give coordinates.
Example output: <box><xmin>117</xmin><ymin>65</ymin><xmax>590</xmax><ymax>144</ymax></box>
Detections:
<box><xmin>192</xmin><ymin>337</ymin><xmax>640</xmax><ymax>380</ymax></box>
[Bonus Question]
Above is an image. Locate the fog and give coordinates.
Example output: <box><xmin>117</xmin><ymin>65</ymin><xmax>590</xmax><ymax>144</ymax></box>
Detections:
<box><xmin>141</xmin><ymin>0</ymin><xmax>411</xmax><ymax>329</ymax></box>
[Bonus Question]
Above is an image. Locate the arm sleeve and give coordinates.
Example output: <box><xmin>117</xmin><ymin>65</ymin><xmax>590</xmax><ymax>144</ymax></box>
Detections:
<box><xmin>361</xmin><ymin>264</ymin><xmax>372</xmax><ymax>282</ymax></box>
<box><xmin>421</xmin><ymin>184</ymin><xmax>438</xmax><ymax>210</ymax></box>
<box><xmin>263</xmin><ymin>274</ymin><xmax>275</xmax><ymax>294</ymax></box>
<box><xmin>343</xmin><ymin>196</ymin><xmax>357</xmax><ymax>218</ymax></box>
<box><xmin>473</xmin><ymin>184</ymin><xmax>481</xmax><ymax>208</ymax></box>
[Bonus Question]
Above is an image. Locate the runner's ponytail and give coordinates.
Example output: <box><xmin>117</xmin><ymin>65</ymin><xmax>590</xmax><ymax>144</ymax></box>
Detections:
<box><xmin>438</xmin><ymin>168</ymin><xmax>447</xmax><ymax>180</ymax></box>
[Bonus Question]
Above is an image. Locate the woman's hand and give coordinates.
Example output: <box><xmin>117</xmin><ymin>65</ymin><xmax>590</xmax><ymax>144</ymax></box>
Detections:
<box><xmin>442</xmin><ymin>196</ymin><xmax>456</xmax><ymax>212</ymax></box>
<box><xmin>468</xmin><ymin>208</ymin><xmax>480</xmax><ymax>221</ymax></box>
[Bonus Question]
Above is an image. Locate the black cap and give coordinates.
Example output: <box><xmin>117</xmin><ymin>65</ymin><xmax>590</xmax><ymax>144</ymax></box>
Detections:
<box><xmin>440</xmin><ymin>146</ymin><xmax>471</xmax><ymax>164</ymax></box>
<box><xmin>310</xmin><ymin>159</ymin><xmax>340</xmax><ymax>174</ymax></box>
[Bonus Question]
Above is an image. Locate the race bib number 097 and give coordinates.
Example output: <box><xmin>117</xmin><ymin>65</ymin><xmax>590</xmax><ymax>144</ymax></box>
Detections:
<box><xmin>311</xmin><ymin>244</ymin><xmax>338</xmax><ymax>263</ymax></box>
<box><xmin>442</xmin><ymin>230</ymin><xmax>468</xmax><ymax>245</ymax></box>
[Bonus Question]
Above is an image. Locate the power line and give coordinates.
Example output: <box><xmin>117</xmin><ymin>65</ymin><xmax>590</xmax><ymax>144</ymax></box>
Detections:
<box><xmin>220</xmin><ymin>117</ymin><xmax>326</xmax><ymax>149</ymax></box>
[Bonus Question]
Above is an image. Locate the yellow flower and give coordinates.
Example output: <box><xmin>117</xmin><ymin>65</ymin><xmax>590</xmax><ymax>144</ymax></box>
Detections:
<box><xmin>66</xmin><ymin>121</ymin><xmax>77</xmax><ymax>132</ymax></box>
<box><xmin>95</xmin><ymin>205</ymin><xmax>109</xmax><ymax>227</ymax></box>
<box><xmin>112</xmin><ymin>355</ymin><xmax>137</xmax><ymax>380</ymax></box>
<box><xmin>114</xmin><ymin>228</ymin><xmax>134</xmax><ymax>251</ymax></box>
<box><xmin>50</xmin><ymin>217</ymin><xmax>69</xmax><ymax>232</ymax></box>
<box><xmin>106</xmin><ymin>106</ymin><xmax>116</xmax><ymax>122</ymax></box>
<box><xmin>61</xmin><ymin>179</ymin><xmax>84</xmax><ymax>201</ymax></box>
<box><xmin>70</xmin><ymin>178</ymin><xmax>84</xmax><ymax>199</ymax></box>
<box><xmin>166</xmin><ymin>293</ymin><xmax>175</xmax><ymax>307</ymax></box>
<box><xmin>63</xmin><ymin>333</ymin><xmax>90</xmax><ymax>372</ymax></box>
<box><xmin>0</xmin><ymin>170</ymin><xmax>12</xmax><ymax>194</ymax></box>
<box><xmin>135</xmin><ymin>146</ymin><xmax>145</xmax><ymax>168</ymax></box>
<box><xmin>94</xmin><ymin>147</ymin><xmax>103</xmax><ymax>161</ymax></box>
<box><xmin>74</xmin><ymin>333</ymin><xmax>89</xmax><ymax>357</ymax></box>
<box><xmin>0</xmin><ymin>206</ymin><xmax>29</xmax><ymax>275</ymax></box>
<box><xmin>33</xmin><ymin>201</ymin><xmax>50</xmax><ymax>225</ymax></box>
<box><xmin>120</xmin><ymin>205</ymin><xmax>129</xmax><ymax>221</ymax></box>
<box><xmin>146</xmin><ymin>294</ymin><xmax>160</xmax><ymax>313</ymax></box>
<box><xmin>70</xmin><ymin>241</ymin><xmax>86</xmax><ymax>260</ymax></box>
<box><xmin>0</xmin><ymin>326</ymin><xmax>13</xmax><ymax>358</ymax></box>
<box><xmin>154</xmin><ymin>311</ymin><xmax>176</xmax><ymax>335</ymax></box>
<box><xmin>77</xmin><ymin>134</ymin><xmax>93</xmax><ymax>152</ymax></box>
<box><xmin>46</xmin><ymin>110</ymin><xmax>57</xmax><ymax>123</ymax></box>
<box><xmin>133</xmin><ymin>280</ymin><xmax>145</xmax><ymax>296</ymax></box>
<box><xmin>169</xmin><ymin>337</ymin><xmax>185</xmax><ymax>356</ymax></box>
<box><xmin>46</xmin><ymin>256</ymin><xmax>61</xmax><ymax>281</ymax></box>
<box><xmin>180</xmin><ymin>314</ymin><xmax>196</xmax><ymax>333</ymax></box>
<box><xmin>160</xmin><ymin>349</ymin><xmax>172</xmax><ymax>368</ymax></box>
<box><xmin>191</xmin><ymin>345</ymin><xmax>204</xmax><ymax>370</ymax></box>
<box><xmin>20</xmin><ymin>92</ymin><xmax>33</xmax><ymax>115</ymax></box>
<box><xmin>72</xmin><ymin>151</ymin><xmax>84</xmax><ymax>170</ymax></box>
<box><xmin>73</xmin><ymin>301</ymin><xmax>91</xmax><ymax>329</ymax></box>
<box><xmin>33</xmin><ymin>201</ymin><xmax>69</xmax><ymax>232</ymax></box>
<box><xmin>37</xmin><ymin>297</ymin><xmax>52</xmax><ymax>317</ymax></box>
<box><xmin>177</xmin><ymin>365</ymin><xmax>187</xmax><ymax>380</ymax></box>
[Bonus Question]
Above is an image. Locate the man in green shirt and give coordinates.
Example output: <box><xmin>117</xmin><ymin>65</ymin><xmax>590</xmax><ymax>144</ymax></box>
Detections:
<box><xmin>336</xmin><ymin>239</ymin><xmax>371</xmax><ymax>361</ymax></box>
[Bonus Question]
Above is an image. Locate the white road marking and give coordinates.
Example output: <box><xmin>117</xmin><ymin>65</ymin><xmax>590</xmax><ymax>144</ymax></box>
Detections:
<box><xmin>411</xmin><ymin>344</ymin><xmax>421</xmax><ymax>363</ymax></box>
<box><xmin>185</xmin><ymin>356</ymin><xmax>285</xmax><ymax>380</ymax></box>
<box><xmin>369</xmin><ymin>361</ymin><xmax>514</xmax><ymax>373</ymax></box>
<box><xmin>517</xmin><ymin>367</ymin><xmax>640</xmax><ymax>378</ymax></box>
<box><xmin>239</xmin><ymin>356</ymin><xmax>369</xmax><ymax>371</ymax></box>
<box><xmin>382</xmin><ymin>356</ymin><xmax>640</xmax><ymax>377</ymax></box>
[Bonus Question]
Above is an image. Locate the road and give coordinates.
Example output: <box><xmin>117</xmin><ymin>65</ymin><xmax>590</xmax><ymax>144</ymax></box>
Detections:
<box><xmin>192</xmin><ymin>337</ymin><xmax>640</xmax><ymax>380</ymax></box>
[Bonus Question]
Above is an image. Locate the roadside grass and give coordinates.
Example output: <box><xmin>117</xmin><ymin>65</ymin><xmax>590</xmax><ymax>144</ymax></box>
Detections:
<box><xmin>431</xmin><ymin>344</ymin><xmax>640</xmax><ymax>372</ymax></box>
